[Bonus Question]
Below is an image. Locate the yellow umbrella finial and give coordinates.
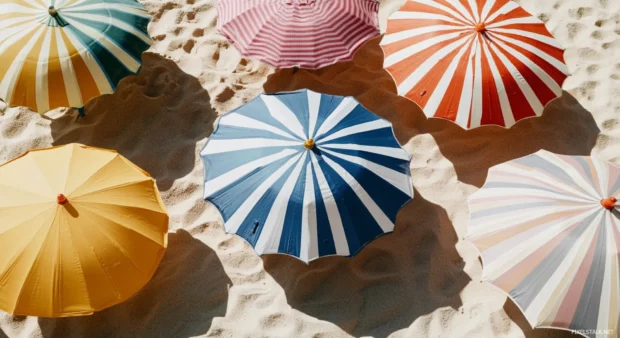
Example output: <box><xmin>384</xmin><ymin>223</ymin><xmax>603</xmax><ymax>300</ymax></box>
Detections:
<box><xmin>304</xmin><ymin>138</ymin><xmax>315</xmax><ymax>150</ymax></box>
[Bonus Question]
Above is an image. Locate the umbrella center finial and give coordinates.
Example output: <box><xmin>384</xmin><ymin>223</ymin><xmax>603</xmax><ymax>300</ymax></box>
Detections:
<box><xmin>48</xmin><ymin>6</ymin><xmax>58</xmax><ymax>17</ymax></box>
<box><xmin>304</xmin><ymin>138</ymin><xmax>315</xmax><ymax>150</ymax></box>
<box><xmin>57</xmin><ymin>194</ymin><xmax>68</xmax><ymax>205</ymax></box>
<box><xmin>601</xmin><ymin>197</ymin><xmax>617</xmax><ymax>210</ymax></box>
<box><xmin>474</xmin><ymin>22</ymin><xmax>486</xmax><ymax>33</ymax></box>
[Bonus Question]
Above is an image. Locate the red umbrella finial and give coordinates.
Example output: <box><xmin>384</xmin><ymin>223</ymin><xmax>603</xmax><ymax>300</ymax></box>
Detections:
<box><xmin>601</xmin><ymin>197</ymin><xmax>617</xmax><ymax>210</ymax></box>
<box><xmin>57</xmin><ymin>194</ymin><xmax>68</xmax><ymax>205</ymax></box>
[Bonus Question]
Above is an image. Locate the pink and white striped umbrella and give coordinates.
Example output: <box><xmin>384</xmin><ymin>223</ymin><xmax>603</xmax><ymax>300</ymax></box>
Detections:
<box><xmin>216</xmin><ymin>0</ymin><xmax>380</xmax><ymax>69</ymax></box>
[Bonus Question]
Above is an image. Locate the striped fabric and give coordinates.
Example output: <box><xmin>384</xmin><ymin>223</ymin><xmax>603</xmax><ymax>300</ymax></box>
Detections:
<box><xmin>0</xmin><ymin>0</ymin><xmax>152</xmax><ymax>113</ymax></box>
<box><xmin>201</xmin><ymin>89</ymin><xmax>413</xmax><ymax>263</ymax></box>
<box><xmin>380</xmin><ymin>0</ymin><xmax>569</xmax><ymax>129</ymax></box>
<box><xmin>216</xmin><ymin>0</ymin><xmax>380</xmax><ymax>69</ymax></box>
<box><xmin>467</xmin><ymin>150</ymin><xmax>620</xmax><ymax>337</ymax></box>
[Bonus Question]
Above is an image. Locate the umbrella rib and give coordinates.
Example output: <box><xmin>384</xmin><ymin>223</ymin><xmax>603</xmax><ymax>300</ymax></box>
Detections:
<box><xmin>63</xmin><ymin>153</ymin><xmax>119</xmax><ymax>197</ymax></box>
<box><xmin>70</xmin><ymin>178</ymin><xmax>153</xmax><ymax>200</ymax></box>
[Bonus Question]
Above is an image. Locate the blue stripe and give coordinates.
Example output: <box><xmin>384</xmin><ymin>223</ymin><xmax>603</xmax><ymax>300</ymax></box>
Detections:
<box><xmin>313</xmin><ymin>94</ymin><xmax>344</xmax><ymax>137</ymax></box>
<box><xmin>234</xmin><ymin>97</ymin><xmax>304</xmax><ymax>140</ymax></box>
<box><xmin>312</xmin><ymin>165</ymin><xmax>337</xmax><ymax>256</ymax></box>
<box><xmin>236</xmin><ymin>164</ymin><xmax>298</xmax><ymax>247</ymax></box>
<box><xmin>319</xmin><ymin>104</ymin><xmax>380</xmax><ymax>139</ymax></box>
<box><xmin>207</xmin><ymin>155</ymin><xmax>294</xmax><ymax>223</ymax></box>
<box><xmin>272</xmin><ymin>91</ymin><xmax>309</xmax><ymax>139</ymax></box>
<box><xmin>64</xmin><ymin>8</ymin><xmax>150</xmax><ymax>36</ymax></box>
<box><xmin>209</xmin><ymin>124</ymin><xmax>299</xmax><ymax>141</ymax></box>
<box><xmin>64</xmin><ymin>25</ymin><xmax>132</xmax><ymax>89</ymax></box>
<box><xmin>322</xmin><ymin>128</ymin><xmax>400</xmax><ymax>148</ymax></box>
<box><xmin>64</xmin><ymin>15</ymin><xmax>149</xmax><ymax>63</ymax></box>
<box><xmin>325</xmin><ymin>148</ymin><xmax>410</xmax><ymax>175</ymax></box>
<box><xmin>326</xmin><ymin>153</ymin><xmax>410</xmax><ymax>223</ymax></box>
<box><xmin>277</xmin><ymin>161</ymin><xmax>309</xmax><ymax>257</ymax></box>
<box><xmin>203</xmin><ymin>147</ymin><xmax>290</xmax><ymax>181</ymax></box>
<box><xmin>316</xmin><ymin>157</ymin><xmax>385</xmax><ymax>256</ymax></box>
<box><xmin>514</xmin><ymin>154</ymin><xmax>579</xmax><ymax>190</ymax></box>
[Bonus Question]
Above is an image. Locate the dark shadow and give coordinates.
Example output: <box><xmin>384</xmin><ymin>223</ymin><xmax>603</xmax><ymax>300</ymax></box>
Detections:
<box><xmin>0</xmin><ymin>328</ymin><xmax>7</xmax><ymax>338</ymax></box>
<box><xmin>38</xmin><ymin>229</ymin><xmax>231</xmax><ymax>338</ymax></box>
<box><xmin>50</xmin><ymin>52</ymin><xmax>218</xmax><ymax>190</ymax></box>
<box><xmin>62</xmin><ymin>203</ymin><xmax>79</xmax><ymax>218</ymax></box>
<box><xmin>264</xmin><ymin>192</ymin><xmax>470</xmax><ymax>338</ymax></box>
<box><xmin>503</xmin><ymin>299</ymin><xmax>574</xmax><ymax>338</ymax></box>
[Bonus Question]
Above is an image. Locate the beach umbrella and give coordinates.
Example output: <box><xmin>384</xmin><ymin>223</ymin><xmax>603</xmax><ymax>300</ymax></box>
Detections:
<box><xmin>0</xmin><ymin>144</ymin><xmax>168</xmax><ymax>317</ymax></box>
<box><xmin>0</xmin><ymin>0</ymin><xmax>152</xmax><ymax>114</ymax></box>
<box><xmin>467</xmin><ymin>150</ymin><xmax>619</xmax><ymax>337</ymax></box>
<box><xmin>380</xmin><ymin>0</ymin><xmax>569</xmax><ymax>129</ymax></box>
<box><xmin>216</xmin><ymin>0</ymin><xmax>380</xmax><ymax>69</ymax></box>
<box><xmin>201</xmin><ymin>89</ymin><xmax>413</xmax><ymax>263</ymax></box>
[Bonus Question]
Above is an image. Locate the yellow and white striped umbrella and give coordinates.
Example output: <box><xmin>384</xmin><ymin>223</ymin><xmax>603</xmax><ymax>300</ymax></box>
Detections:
<box><xmin>0</xmin><ymin>0</ymin><xmax>152</xmax><ymax>113</ymax></box>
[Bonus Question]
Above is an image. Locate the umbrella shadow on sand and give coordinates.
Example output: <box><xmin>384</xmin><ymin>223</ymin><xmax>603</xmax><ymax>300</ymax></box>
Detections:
<box><xmin>263</xmin><ymin>192</ymin><xmax>470</xmax><ymax>338</ymax></box>
<box><xmin>49</xmin><ymin>52</ymin><xmax>217</xmax><ymax>191</ymax></box>
<box><xmin>263</xmin><ymin>36</ymin><xmax>595</xmax><ymax>338</ymax></box>
<box><xmin>37</xmin><ymin>229</ymin><xmax>231</xmax><ymax>338</ymax></box>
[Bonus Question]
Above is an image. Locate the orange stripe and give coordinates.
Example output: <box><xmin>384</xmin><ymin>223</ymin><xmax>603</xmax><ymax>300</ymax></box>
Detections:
<box><xmin>458</xmin><ymin>0</ymin><xmax>477</xmax><ymax>22</ymax></box>
<box><xmin>0</xmin><ymin>27</ymin><xmax>39</xmax><ymax>82</ymax></box>
<box><xmin>59</xmin><ymin>29</ymin><xmax>100</xmax><ymax>105</ymax></box>
<box><xmin>481</xmin><ymin>0</ymin><xmax>511</xmax><ymax>22</ymax></box>
<box><xmin>47</xmin><ymin>29</ymin><xmax>69</xmax><ymax>109</ymax></box>
<box><xmin>434</xmin><ymin>39</ymin><xmax>475</xmax><ymax>120</ymax></box>
<box><xmin>479</xmin><ymin>38</ymin><xmax>505</xmax><ymax>126</ymax></box>
<box><xmin>436</xmin><ymin>0</ymin><xmax>475</xmax><ymax>24</ymax></box>
<box><xmin>552</xmin><ymin>225</ymin><xmax>601</xmax><ymax>327</ymax></box>
<box><xmin>9</xmin><ymin>27</ymin><xmax>48</xmax><ymax>111</ymax></box>
<box><xmin>491</xmin><ymin>220</ymin><xmax>583</xmax><ymax>293</ymax></box>
<box><xmin>400</xmin><ymin>1</ymin><xmax>471</xmax><ymax>25</ymax></box>
<box><xmin>385</xmin><ymin>19</ymin><xmax>463</xmax><ymax>37</ymax></box>
<box><xmin>486</xmin><ymin>5</ymin><xmax>529</xmax><ymax>26</ymax></box>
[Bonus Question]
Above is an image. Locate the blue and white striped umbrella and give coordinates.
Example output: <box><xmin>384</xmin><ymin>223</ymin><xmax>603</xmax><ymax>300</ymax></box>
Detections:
<box><xmin>201</xmin><ymin>89</ymin><xmax>413</xmax><ymax>263</ymax></box>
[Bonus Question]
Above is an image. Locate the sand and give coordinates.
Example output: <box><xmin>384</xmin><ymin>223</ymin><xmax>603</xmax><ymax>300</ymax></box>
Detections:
<box><xmin>0</xmin><ymin>0</ymin><xmax>618</xmax><ymax>337</ymax></box>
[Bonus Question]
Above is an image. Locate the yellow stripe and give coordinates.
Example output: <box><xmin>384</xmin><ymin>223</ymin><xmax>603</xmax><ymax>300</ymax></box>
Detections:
<box><xmin>0</xmin><ymin>28</ymin><xmax>38</xmax><ymax>81</ymax></box>
<box><xmin>10</xmin><ymin>27</ymin><xmax>48</xmax><ymax>111</ymax></box>
<box><xmin>59</xmin><ymin>28</ymin><xmax>100</xmax><ymax>105</ymax></box>
<box><xmin>10</xmin><ymin>0</ymin><xmax>43</xmax><ymax>10</ymax></box>
<box><xmin>47</xmin><ymin>28</ymin><xmax>69</xmax><ymax>109</ymax></box>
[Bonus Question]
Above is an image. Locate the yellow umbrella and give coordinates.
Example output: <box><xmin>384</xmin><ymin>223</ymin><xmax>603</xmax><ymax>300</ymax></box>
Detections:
<box><xmin>0</xmin><ymin>144</ymin><xmax>168</xmax><ymax>317</ymax></box>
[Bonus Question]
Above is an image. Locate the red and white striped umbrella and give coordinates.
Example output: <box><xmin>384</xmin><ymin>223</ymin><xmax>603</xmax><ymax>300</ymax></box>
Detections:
<box><xmin>216</xmin><ymin>0</ymin><xmax>380</xmax><ymax>69</ymax></box>
<box><xmin>380</xmin><ymin>0</ymin><xmax>570</xmax><ymax>129</ymax></box>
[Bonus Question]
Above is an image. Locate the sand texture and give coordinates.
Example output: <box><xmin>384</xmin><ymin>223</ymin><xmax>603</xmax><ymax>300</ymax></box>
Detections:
<box><xmin>0</xmin><ymin>0</ymin><xmax>618</xmax><ymax>337</ymax></box>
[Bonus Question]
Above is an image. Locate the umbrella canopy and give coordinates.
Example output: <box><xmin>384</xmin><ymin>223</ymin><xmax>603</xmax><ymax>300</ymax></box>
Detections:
<box><xmin>0</xmin><ymin>144</ymin><xmax>168</xmax><ymax>317</ymax></box>
<box><xmin>216</xmin><ymin>0</ymin><xmax>380</xmax><ymax>69</ymax></box>
<box><xmin>467</xmin><ymin>150</ymin><xmax>619</xmax><ymax>337</ymax></box>
<box><xmin>0</xmin><ymin>0</ymin><xmax>152</xmax><ymax>113</ymax></box>
<box><xmin>380</xmin><ymin>0</ymin><xmax>569</xmax><ymax>129</ymax></box>
<box><xmin>201</xmin><ymin>89</ymin><xmax>413</xmax><ymax>263</ymax></box>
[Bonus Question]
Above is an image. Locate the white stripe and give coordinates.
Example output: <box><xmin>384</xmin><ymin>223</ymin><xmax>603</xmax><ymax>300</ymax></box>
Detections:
<box><xmin>412</xmin><ymin>0</ymin><xmax>472</xmax><ymax>24</ymax></box>
<box><xmin>54</xmin><ymin>28</ymin><xmax>83</xmax><ymax>107</ymax></box>
<box><xmin>0</xmin><ymin>17</ymin><xmax>34</xmax><ymax>33</ymax></box>
<box><xmin>322</xmin><ymin>148</ymin><xmax>412</xmax><ymax>196</ymax></box>
<box><xmin>35</xmin><ymin>27</ymin><xmax>52</xmax><ymax>113</ymax></box>
<box><xmin>487</xmin><ymin>16</ymin><xmax>543</xmax><ymax>29</ymax></box>
<box><xmin>381</xmin><ymin>25</ymin><xmax>467</xmax><ymax>45</ymax></box>
<box><xmin>0</xmin><ymin>22</ymin><xmax>38</xmax><ymax>54</ymax></box>
<box><xmin>63</xmin><ymin>18</ymin><xmax>141</xmax><ymax>71</ymax></box>
<box><xmin>318</xmin><ymin>120</ymin><xmax>390</xmax><ymax>144</ymax></box>
<box><xmin>467</xmin><ymin>0</ymin><xmax>480</xmax><ymax>23</ymax></box>
<box><xmin>219</xmin><ymin>113</ymin><xmax>299</xmax><ymax>140</ymax></box>
<box><xmin>260</xmin><ymin>94</ymin><xmax>307</xmax><ymax>139</ymax></box>
<box><xmin>310</xmin><ymin>152</ymin><xmax>349</xmax><ymax>255</ymax></box>
<box><xmin>63</xmin><ymin>3</ymin><xmax>150</xmax><ymax>18</ymax></box>
<box><xmin>447</xmin><ymin>0</ymin><xmax>476</xmax><ymax>23</ymax></box>
<box><xmin>202</xmin><ymin>138</ymin><xmax>301</xmax><ymax>155</ymax></box>
<box><xmin>254</xmin><ymin>152</ymin><xmax>308</xmax><ymax>255</ymax></box>
<box><xmin>384</xmin><ymin>31</ymin><xmax>465</xmax><ymax>68</ymax></box>
<box><xmin>225</xmin><ymin>153</ymin><xmax>302</xmax><ymax>233</ymax></box>
<box><xmin>387</xmin><ymin>11</ymin><xmax>463</xmax><ymax>25</ymax></box>
<box><xmin>204</xmin><ymin>148</ymin><xmax>299</xmax><ymax>197</ymax></box>
<box><xmin>597</xmin><ymin>219</ymin><xmax>613</xmax><ymax>332</ymax></box>
<box><xmin>481</xmin><ymin>40</ymin><xmax>515</xmax><ymax>126</ymax></box>
<box><xmin>423</xmin><ymin>37</ymin><xmax>474</xmax><ymax>117</ymax></box>
<box><xmin>321</xmin><ymin>143</ymin><xmax>410</xmax><ymax>160</ymax></box>
<box><xmin>490</xmin><ymin>33</ymin><xmax>569</xmax><ymax>74</ymax></box>
<box><xmin>307</xmin><ymin>90</ymin><xmax>321</xmax><ymax>138</ymax></box>
<box><xmin>469</xmin><ymin>36</ymin><xmax>484</xmax><ymax>128</ymax></box>
<box><xmin>314</xmin><ymin>97</ymin><xmax>358</xmax><ymax>139</ymax></box>
<box><xmin>0</xmin><ymin>25</ymin><xmax>46</xmax><ymax>103</ymax></box>
<box><xmin>484</xmin><ymin>0</ymin><xmax>519</xmax><ymax>23</ymax></box>
<box><xmin>542</xmin><ymin>152</ymin><xmax>602</xmax><ymax>198</ymax></box>
<box><xmin>490</xmin><ymin>28</ymin><xmax>564</xmax><ymax>50</ymax></box>
<box><xmin>397</xmin><ymin>35</ymin><xmax>472</xmax><ymax>98</ymax></box>
<box><xmin>299</xmin><ymin>162</ymin><xmax>319</xmax><ymax>262</ymax></box>
<box><xmin>520</xmin><ymin>212</ymin><xmax>603</xmax><ymax>323</ymax></box>
<box><xmin>62</xmin><ymin>12</ymin><xmax>152</xmax><ymax>44</ymax></box>
<box><xmin>487</xmin><ymin>41</ymin><xmax>543</xmax><ymax>116</ymax></box>
<box><xmin>479</xmin><ymin>0</ymin><xmax>496</xmax><ymax>22</ymax></box>
<box><xmin>62</xmin><ymin>28</ymin><xmax>113</xmax><ymax>94</ymax></box>
<box><xmin>591</xmin><ymin>157</ymin><xmax>609</xmax><ymax>198</ymax></box>
<box><xmin>455</xmin><ymin>38</ymin><xmax>477</xmax><ymax>127</ymax></box>
<box><xmin>491</xmin><ymin>36</ymin><xmax>562</xmax><ymax>96</ymax></box>
<box><xmin>0</xmin><ymin>3</ymin><xmax>42</xmax><ymax>13</ymax></box>
<box><xmin>323</xmin><ymin>153</ymin><xmax>394</xmax><ymax>233</ymax></box>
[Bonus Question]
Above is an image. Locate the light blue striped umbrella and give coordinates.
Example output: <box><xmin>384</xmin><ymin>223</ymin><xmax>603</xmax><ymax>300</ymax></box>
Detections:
<box><xmin>201</xmin><ymin>89</ymin><xmax>413</xmax><ymax>263</ymax></box>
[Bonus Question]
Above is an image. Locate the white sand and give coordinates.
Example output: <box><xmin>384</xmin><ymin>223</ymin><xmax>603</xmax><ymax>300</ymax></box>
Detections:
<box><xmin>0</xmin><ymin>0</ymin><xmax>618</xmax><ymax>337</ymax></box>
